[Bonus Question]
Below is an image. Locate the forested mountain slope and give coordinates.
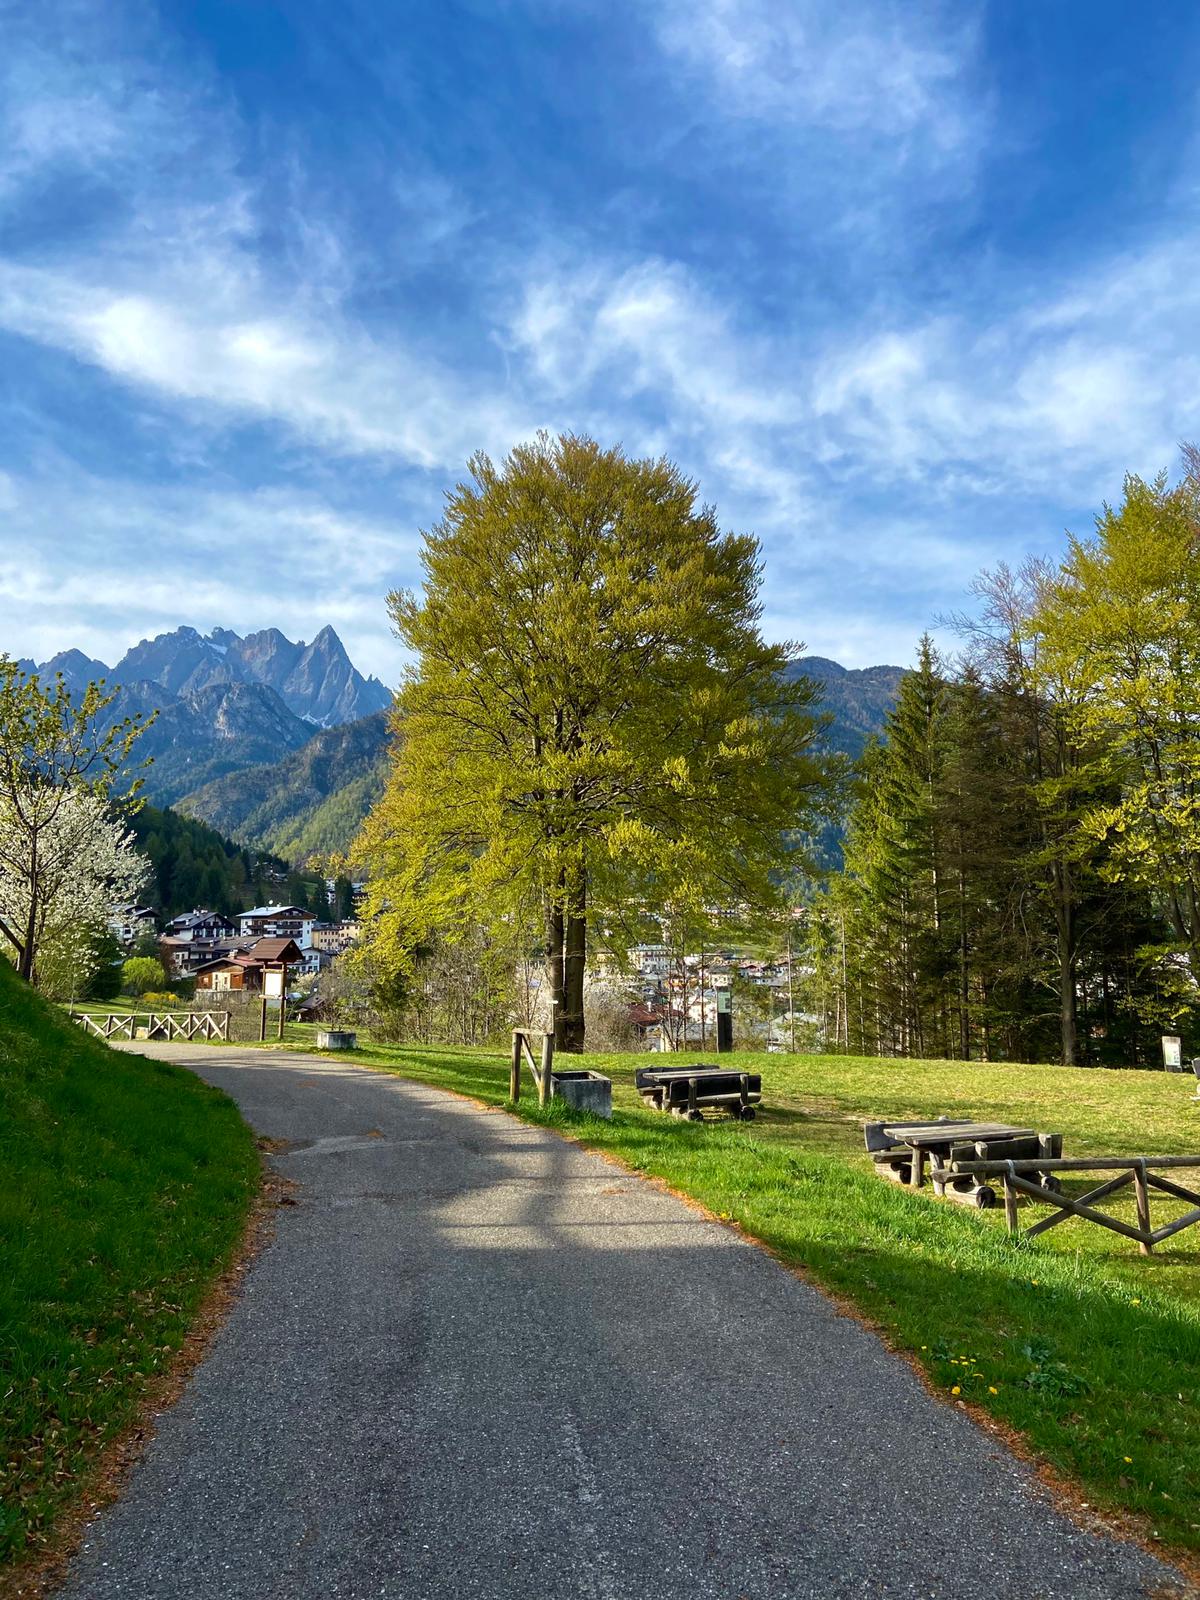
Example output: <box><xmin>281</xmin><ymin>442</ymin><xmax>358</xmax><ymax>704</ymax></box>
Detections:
<box><xmin>178</xmin><ymin>711</ymin><xmax>390</xmax><ymax>861</ymax></box>
<box><xmin>177</xmin><ymin>657</ymin><xmax>902</xmax><ymax>865</ymax></box>
<box><xmin>128</xmin><ymin>804</ymin><xmax>294</xmax><ymax>918</ymax></box>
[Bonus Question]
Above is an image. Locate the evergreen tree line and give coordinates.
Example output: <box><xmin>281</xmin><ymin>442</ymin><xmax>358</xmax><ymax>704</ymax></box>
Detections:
<box><xmin>812</xmin><ymin>461</ymin><xmax>1200</xmax><ymax>1067</ymax></box>
<box><xmin>130</xmin><ymin>805</ymin><xmax>334</xmax><ymax>921</ymax></box>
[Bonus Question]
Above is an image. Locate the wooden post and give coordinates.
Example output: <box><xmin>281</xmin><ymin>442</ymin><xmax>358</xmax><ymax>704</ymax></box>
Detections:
<box><xmin>1133</xmin><ymin>1159</ymin><xmax>1153</xmax><ymax>1255</ymax></box>
<box><xmin>909</xmin><ymin>1145</ymin><xmax>925</xmax><ymax>1189</ymax></box>
<box><xmin>539</xmin><ymin>1030</ymin><xmax>554</xmax><ymax>1108</ymax></box>
<box><xmin>1003</xmin><ymin>1168</ymin><xmax>1019</xmax><ymax>1234</ymax></box>
<box><xmin>259</xmin><ymin>993</ymin><xmax>267</xmax><ymax>1042</ymax></box>
<box><xmin>509</xmin><ymin>1032</ymin><xmax>521</xmax><ymax>1101</ymax></box>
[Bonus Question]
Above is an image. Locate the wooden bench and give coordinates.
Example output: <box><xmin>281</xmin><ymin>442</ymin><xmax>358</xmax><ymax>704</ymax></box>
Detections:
<box><xmin>635</xmin><ymin>1065</ymin><xmax>761</xmax><ymax>1121</ymax></box>
<box><xmin>864</xmin><ymin>1120</ymin><xmax>1064</xmax><ymax>1211</ymax></box>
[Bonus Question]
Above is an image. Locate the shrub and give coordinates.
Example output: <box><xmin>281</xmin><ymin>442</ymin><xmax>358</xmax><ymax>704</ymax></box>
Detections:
<box><xmin>121</xmin><ymin>956</ymin><xmax>167</xmax><ymax>996</ymax></box>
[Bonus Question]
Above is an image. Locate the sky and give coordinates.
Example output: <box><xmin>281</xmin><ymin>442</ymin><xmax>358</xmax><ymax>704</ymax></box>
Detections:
<box><xmin>2</xmin><ymin>0</ymin><xmax>1200</xmax><ymax>683</ymax></box>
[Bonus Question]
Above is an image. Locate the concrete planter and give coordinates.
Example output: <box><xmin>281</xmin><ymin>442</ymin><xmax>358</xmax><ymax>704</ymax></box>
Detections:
<box><xmin>316</xmin><ymin>1029</ymin><xmax>357</xmax><ymax>1051</ymax></box>
<box><xmin>551</xmin><ymin>1069</ymin><xmax>613</xmax><ymax>1119</ymax></box>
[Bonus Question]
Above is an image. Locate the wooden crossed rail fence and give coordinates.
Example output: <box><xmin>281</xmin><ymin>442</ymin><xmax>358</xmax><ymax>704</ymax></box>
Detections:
<box><xmin>146</xmin><ymin>1012</ymin><xmax>230</xmax><ymax>1042</ymax></box>
<box><xmin>942</xmin><ymin>1154</ymin><xmax>1200</xmax><ymax>1255</ymax></box>
<box><xmin>74</xmin><ymin>1012</ymin><xmax>135</xmax><ymax>1040</ymax></box>
<box><xmin>73</xmin><ymin>1011</ymin><xmax>231</xmax><ymax>1043</ymax></box>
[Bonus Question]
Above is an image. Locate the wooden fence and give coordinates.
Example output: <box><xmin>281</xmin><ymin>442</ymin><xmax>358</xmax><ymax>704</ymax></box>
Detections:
<box><xmin>72</xmin><ymin>1011</ymin><xmax>231</xmax><ymax>1043</ymax></box>
<box><xmin>510</xmin><ymin>1029</ymin><xmax>555</xmax><ymax>1106</ymax></box>
<box><xmin>945</xmin><ymin>1154</ymin><xmax>1200</xmax><ymax>1255</ymax></box>
<box><xmin>73</xmin><ymin>1012</ymin><xmax>135</xmax><ymax>1040</ymax></box>
<box><xmin>146</xmin><ymin>1011</ymin><xmax>230</xmax><ymax>1042</ymax></box>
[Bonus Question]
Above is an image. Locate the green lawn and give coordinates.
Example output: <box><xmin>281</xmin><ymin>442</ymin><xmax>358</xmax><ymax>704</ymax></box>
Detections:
<box><xmin>2</xmin><ymin>966</ymin><xmax>259</xmax><ymax>1570</ymax></box>
<box><xmin>285</xmin><ymin>1035</ymin><xmax>1200</xmax><ymax>1556</ymax></box>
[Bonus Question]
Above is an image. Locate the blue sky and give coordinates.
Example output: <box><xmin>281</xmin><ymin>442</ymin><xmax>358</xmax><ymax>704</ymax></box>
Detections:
<box><xmin>2</xmin><ymin>0</ymin><xmax>1199</xmax><ymax>681</ymax></box>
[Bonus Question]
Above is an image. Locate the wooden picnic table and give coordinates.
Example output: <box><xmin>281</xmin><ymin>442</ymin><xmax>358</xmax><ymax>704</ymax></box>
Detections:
<box><xmin>882</xmin><ymin>1122</ymin><xmax>1037</xmax><ymax>1189</ymax></box>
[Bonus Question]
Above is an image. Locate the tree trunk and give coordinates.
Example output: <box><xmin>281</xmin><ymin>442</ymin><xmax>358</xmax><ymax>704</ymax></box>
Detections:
<box><xmin>1058</xmin><ymin>924</ymin><xmax>1078</xmax><ymax>1066</ymax></box>
<box><xmin>546</xmin><ymin>894</ymin><xmax>566</xmax><ymax>1049</ymax></box>
<box><xmin>562</xmin><ymin>891</ymin><xmax>586</xmax><ymax>1052</ymax></box>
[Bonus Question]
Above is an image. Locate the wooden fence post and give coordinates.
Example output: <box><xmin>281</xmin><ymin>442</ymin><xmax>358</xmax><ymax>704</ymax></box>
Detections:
<box><xmin>510</xmin><ymin>1032</ymin><xmax>522</xmax><ymax>1101</ymax></box>
<box><xmin>539</xmin><ymin>1031</ymin><xmax>555</xmax><ymax>1108</ymax></box>
<box><xmin>1003</xmin><ymin>1167</ymin><xmax>1019</xmax><ymax>1234</ymax></box>
<box><xmin>1133</xmin><ymin>1159</ymin><xmax>1153</xmax><ymax>1255</ymax></box>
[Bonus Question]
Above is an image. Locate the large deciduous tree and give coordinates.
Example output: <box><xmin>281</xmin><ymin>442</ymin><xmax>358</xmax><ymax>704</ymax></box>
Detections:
<box><xmin>357</xmin><ymin>433</ymin><xmax>830</xmax><ymax>1051</ymax></box>
<box><xmin>1038</xmin><ymin>469</ymin><xmax>1200</xmax><ymax>981</ymax></box>
<box><xmin>0</xmin><ymin>660</ymin><xmax>152</xmax><ymax>984</ymax></box>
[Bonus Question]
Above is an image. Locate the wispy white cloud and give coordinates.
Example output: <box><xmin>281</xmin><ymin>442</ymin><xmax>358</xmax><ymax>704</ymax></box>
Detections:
<box><xmin>654</xmin><ymin>0</ymin><xmax>981</xmax><ymax>151</ymax></box>
<box><xmin>0</xmin><ymin>253</ymin><xmax>538</xmax><ymax>466</ymax></box>
<box><xmin>0</xmin><ymin>468</ymin><xmax>414</xmax><ymax>679</ymax></box>
<box><xmin>4</xmin><ymin>0</ymin><xmax>1200</xmax><ymax>682</ymax></box>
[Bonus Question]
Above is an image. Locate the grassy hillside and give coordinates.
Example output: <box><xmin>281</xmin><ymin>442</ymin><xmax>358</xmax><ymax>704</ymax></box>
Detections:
<box><xmin>0</xmin><ymin>964</ymin><xmax>258</xmax><ymax>1569</ymax></box>
<box><xmin>294</xmin><ymin>1035</ymin><xmax>1200</xmax><ymax>1559</ymax></box>
<box><xmin>179</xmin><ymin>710</ymin><xmax>389</xmax><ymax>860</ymax></box>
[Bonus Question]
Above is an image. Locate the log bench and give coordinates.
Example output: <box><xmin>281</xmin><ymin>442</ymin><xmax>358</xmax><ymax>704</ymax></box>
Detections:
<box><xmin>864</xmin><ymin>1119</ymin><xmax>1062</xmax><ymax>1208</ymax></box>
<box><xmin>635</xmin><ymin>1065</ymin><xmax>761</xmax><ymax>1121</ymax></box>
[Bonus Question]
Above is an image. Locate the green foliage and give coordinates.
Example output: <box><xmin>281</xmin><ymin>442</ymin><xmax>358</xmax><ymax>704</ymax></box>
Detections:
<box><xmin>84</xmin><ymin>927</ymin><xmax>124</xmax><ymax>1001</ymax></box>
<box><xmin>358</xmin><ymin>432</ymin><xmax>833</xmax><ymax>1049</ymax></box>
<box><xmin>1039</xmin><ymin>468</ymin><xmax>1200</xmax><ymax>976</ymax></box>
<box><xmin>823</xmin><ymin>468</ymin><xmax>1200</xmax><ymax>1066</ymax></box>
<box><xmin>0</xmin><ymin>958</ymin><xmax>257</xmax><ymax>1566</ymax></box>
<box><xmin>121</xmin><ymin>955</ymin><xmax>167</xmax><ymax>996</ymax></box>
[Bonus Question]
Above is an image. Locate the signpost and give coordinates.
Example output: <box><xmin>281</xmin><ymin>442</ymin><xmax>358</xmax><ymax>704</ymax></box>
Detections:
<box><xmin>260</xmin><ymin>964</ymin><xmax>289</xmax><ymax>1041</ymax></box>
<box><xmin>716</xmin><ymin>986</ymin><xmax>732</xmax><ymax>1054</ymax></box>
<box><xmin>1162</xmin><ymin>1035</ymin><xmax>1183</xmax><ymax>1071</ymax></box>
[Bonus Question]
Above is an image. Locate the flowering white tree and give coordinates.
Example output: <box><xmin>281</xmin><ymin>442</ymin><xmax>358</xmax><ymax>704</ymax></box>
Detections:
<box><xmin>0</xmin><ymin>659</ymin><xmax>154</xmax><ymax>985</ymax></box>
<box><xmin>0</xmin><ymin>788</ymin><xmax>148</xmax><ymax>988</ymax></box>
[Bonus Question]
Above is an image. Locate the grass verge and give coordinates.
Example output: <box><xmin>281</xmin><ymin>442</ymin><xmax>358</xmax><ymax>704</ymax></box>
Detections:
<box><xmin>292</xmin><ymin>1036</ymin><xmax>1200</xmax><ymax>1559</ymax></box>
<box><xmin>1</xmin><ymin>964</ymin><xmax>259</xmax><ymax>1574</ymax></box>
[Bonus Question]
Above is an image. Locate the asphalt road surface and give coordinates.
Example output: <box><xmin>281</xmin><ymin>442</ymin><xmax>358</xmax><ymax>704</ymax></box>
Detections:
<box><xmin>61</xmin><ymin>1047</ymin><xmax>1186</xmax><ymax>1600</ymax></box>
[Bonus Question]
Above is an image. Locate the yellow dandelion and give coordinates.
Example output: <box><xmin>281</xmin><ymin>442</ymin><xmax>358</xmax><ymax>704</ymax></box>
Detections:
<box><xmin>988</xmin><ymin>1386</ymin><xmax>998</xmax><ymax>1395</ymax></box>
<box><xmin>1123</xmin><ymin>1456</ymin><xmax>1132</xmax><ymax>1464</ymax></box>
<box><xmin>951</xmin><ymin>1385</ymin><xmax>961</xmax><ymax>1395</ymax></box>
<box><xmin>1131</xmin><ymin>1298</ymin><xmax>1141</xmax><ymax>1306</ymax></box>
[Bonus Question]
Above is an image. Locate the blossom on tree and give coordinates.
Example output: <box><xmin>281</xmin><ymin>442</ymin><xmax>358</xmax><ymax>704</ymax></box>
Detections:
<box><xmin>0</xmin><ymin>787</ymin><xmax>148</xmax><ymax>986</ymax></box>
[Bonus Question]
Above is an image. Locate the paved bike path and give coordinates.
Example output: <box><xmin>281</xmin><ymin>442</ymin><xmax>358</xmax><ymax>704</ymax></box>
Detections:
<box><xmin>61</xmin><ymin>1047</ymin><xmax>1184</xmax><ymax>1599</ymax></box>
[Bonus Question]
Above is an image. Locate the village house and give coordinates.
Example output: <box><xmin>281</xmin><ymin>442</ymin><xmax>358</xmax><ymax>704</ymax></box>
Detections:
<box><xmin>311</xmin><ymin>920</ymin><xmax>361</xmax><ymax>956</ymax></box>
<box><xmin>163</xmin><ymin>909</ymin><xmax>237</xmax><ymax>943</ymax></box>
<box><xmin>108</xmin><ymin>904</ymin><xmax>158</xmax><ymax>947</ymax></box>
<box><xmin>193</xmin><ymin>937</ymin><xmax>305</xmax><ymax>993</ymax></box>
<box><xmin>239</xmin><ymin>905</ymin><xmax>315</xmax><ymax>949</ymax></box>
<box><xmin>159</xmin><ymin>935</ymin><xmax>255</xmax><ymax>980</ymax></box>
